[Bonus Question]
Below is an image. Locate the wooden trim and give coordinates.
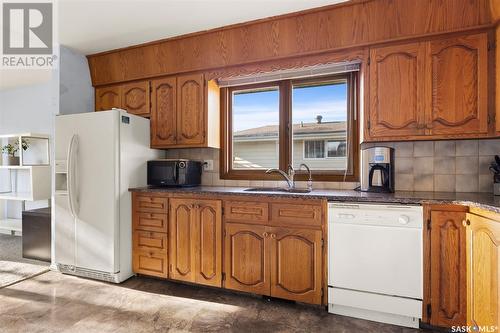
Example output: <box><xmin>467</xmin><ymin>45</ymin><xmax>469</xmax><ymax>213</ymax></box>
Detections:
<box><xmin>87</xmin><ymin>0</ymin><xmax>496</xmax><ymax>86</ymax></box>
<box><xmin>220</xmin><ymin>73</ymin><xmax>359</xmax><ymax>182</ymax></box>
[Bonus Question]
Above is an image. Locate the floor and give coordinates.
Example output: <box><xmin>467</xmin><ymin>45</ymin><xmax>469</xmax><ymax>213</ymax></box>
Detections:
<box><xmin>0</xmin><ymin>234</ymin><xmax>49</xmax><ymax>288</ymax></box>
<box><xmin>0</xmin><ymin>271</ymin><xmax>441</xmax><ymax>333</ymax></box>
<box><xmin>0</xmin><ymin>234</ymin><xmax>49</xmax><ymax>265</ymax></box>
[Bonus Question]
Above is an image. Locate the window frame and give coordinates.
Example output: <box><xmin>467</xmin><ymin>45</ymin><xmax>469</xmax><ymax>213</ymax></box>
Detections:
<box><xmin>220</xmin><ymin>72</ymin><xmax>359</xmax><ymax>182</ymax></box>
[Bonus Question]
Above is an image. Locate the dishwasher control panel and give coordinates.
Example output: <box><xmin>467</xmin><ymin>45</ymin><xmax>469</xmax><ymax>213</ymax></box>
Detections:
<box><xmin>328</xmin><ymin>203</ymin><xmax>423</xmax><ymax>228</ymax></box>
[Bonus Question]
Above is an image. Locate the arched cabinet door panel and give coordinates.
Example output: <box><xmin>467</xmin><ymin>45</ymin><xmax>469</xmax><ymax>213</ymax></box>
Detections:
<box><xmin>151</xmin><ymin>77</ymin><xmax>177</xmax><ymax>147</ymax></box>
<box><xmin>195</xmin><ymin>201</ymin><xmax>222</xmax><ymax>287</ymax></box>
<box><xmin>169</xmin><ymin>200</ymin><xmax>195</xmax><ymax>282</ymax></box>
<box><xmin>269</xmin><ymin>227</ymin><xmax>322</xmax><ymax>304</ymax></box>
<box><xmin>224</xmin><ymin>223</ymin><xmax>270</xmax><ymax>295</ymax></box>
<box><xmin>121</xmin><ymin>80</ymin><xmax>150</xmax><ymax>116</ymax></box>
<box><xmin>466</xmin><ymin>212</ymin><xmax>500</xmax><ymax>331</ymax></box>
<box><xmin>177</xmin><ymin>74</ymin><xmax>205</xmax><ymax>145</ymax></box>
<box><xmin>95</xmin><ymin>85</ymin><xmax>122</xmax><ymax>111</ymax></box>
<box><xmin>368</xmin><ymin>42</ymin><xmax>426</xmax><ymax>139</ymax></box>
<box><xmin>428</xmin><ymin>34</ymin><xmax>488</xmax><ymax>135</ymax></box>
<box><xmin>428</xmin><ymin>210</ymin><xmax>466</xmax><ymax>328</ymax></box>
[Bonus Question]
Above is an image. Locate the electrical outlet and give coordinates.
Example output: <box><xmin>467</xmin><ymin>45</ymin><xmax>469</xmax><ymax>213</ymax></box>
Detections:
<box><xmin>203</xmin><ymin>160</ymin><xmax>214</xmax><ymax>171</ymax></box>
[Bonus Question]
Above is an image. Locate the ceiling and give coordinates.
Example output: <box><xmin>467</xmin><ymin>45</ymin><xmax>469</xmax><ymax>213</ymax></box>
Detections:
<box><xmin>58</xmin><ymin>0</ymin><xmax>348</xmax><ymax>55</ymax></box>
<box><xmin>1</xmin><ymin>0</ymin><xmax>347</xmax><ymax>91</ymax></box>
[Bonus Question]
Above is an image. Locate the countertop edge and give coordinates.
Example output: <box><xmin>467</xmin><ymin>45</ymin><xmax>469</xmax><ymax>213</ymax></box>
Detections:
<box><xmin>129</xmin><ymin>187</ymin><xmax>500</xmax><ymax>214</ymax></box>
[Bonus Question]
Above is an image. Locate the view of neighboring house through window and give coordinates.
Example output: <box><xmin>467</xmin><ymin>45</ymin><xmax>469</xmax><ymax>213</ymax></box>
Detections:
<box><xmin>232</xmin><ymin>86</ymin><xmax>280</xmax><ymax>169</ymax></box>
<box><xmin>223</xmin><ymin>72</ymin><xmax>357</xmax><ymax>181</ymax></box>
<box><xmin>292</xmin><ymin>79</ymin><xmax>348</xmax><ymax>170</ymax></box>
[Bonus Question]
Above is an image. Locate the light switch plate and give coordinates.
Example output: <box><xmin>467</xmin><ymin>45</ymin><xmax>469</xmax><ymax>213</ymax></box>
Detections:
<box><xmin>203</xmin><ymin>160</ymin><xmax>214</xmax><ymax>171</ymax></box>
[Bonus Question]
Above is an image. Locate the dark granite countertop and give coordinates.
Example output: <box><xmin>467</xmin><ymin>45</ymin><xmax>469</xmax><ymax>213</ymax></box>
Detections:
<box><xmin>129</xmin><ymin>186</ymin><xmax>500</xmax><ymax>213</ymax></box>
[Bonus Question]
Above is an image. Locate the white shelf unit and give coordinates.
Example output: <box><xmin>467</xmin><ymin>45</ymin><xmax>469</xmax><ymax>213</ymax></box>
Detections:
<box><xmin>0</xmin><ymin>133</ymin><xmax>51</xmax><ymax>235</ymax></box>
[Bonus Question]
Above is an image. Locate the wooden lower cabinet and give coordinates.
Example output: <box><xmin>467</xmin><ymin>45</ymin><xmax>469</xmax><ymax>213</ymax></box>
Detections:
<box><xmin>466</xmin><ymin>210</ymin><xmax>500</xmax><ymax>331</ymax></box>
<box><xmin>224</xmin><ymin>223</ymin><xmax>270</xmax><ymax>295</ymax></box>
<box><xmin>169</xmin><ymin>198</ymin><xmax>222</xmax><ymax>287</ymax></box>
<box><xmin>425</xmin><ymin>206</ymin><xmax>467</xmax><ymax>328</ymax></box>
<box><xmin>133</xmin><ymin>250</ymin><xmax>168</xmax><ymax>278</ymax></box>
<box><xmin>224</xmin><ymin>222</ymin><xmax>323</xmax><ymax>304</ymax></box>
<box><xmin>270</xmin><ymin>227</ymin><xmax>323</xmax><ymax>304</ymax></box>
<box><xmin>132</xmin><ymin>194</ymin><xmax>325</xmax><ymax>305</ymax></box>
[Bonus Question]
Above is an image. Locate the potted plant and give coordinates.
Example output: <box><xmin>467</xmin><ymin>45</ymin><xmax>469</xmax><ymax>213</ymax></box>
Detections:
<box><xmin>1</xmin><ymin>139</ymin><xmax>29</xmax><ymax>166</ymax></box>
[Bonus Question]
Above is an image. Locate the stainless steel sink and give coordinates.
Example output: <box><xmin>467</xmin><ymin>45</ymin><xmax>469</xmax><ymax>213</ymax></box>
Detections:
<box><xmin>244</xmin><ymin>187</ymin><xmax>311</xmax><ymax>194</ymax></box>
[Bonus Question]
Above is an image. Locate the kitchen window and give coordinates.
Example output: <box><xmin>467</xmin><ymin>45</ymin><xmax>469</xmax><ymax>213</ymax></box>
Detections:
<box><xmin>220</xmin><ymin>72</ymin><xmax>358</xmax><ymax>181</ymax></box>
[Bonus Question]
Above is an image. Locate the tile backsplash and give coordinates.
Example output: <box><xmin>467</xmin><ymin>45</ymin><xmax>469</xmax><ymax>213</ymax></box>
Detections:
<box><xmin>165</xmin><ymin>148</ymin><xmax>360</xmax><ymax>190</ymax></box>
<box><xmin>362</xmin><ymin>139</ymin><xmax>500</xmax><ymax>193</ymax></box>
<box><xmin>166</xmin><ymin>139</ymin><xmax>500</xmax><ymax>193</ymax></box>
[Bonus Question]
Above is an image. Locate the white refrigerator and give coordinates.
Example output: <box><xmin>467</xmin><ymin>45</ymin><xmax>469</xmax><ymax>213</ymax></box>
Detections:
<box><xmin>54</xmin><ymin>109</ymin><xmax>161</xmax><ymax>283</ymax></box>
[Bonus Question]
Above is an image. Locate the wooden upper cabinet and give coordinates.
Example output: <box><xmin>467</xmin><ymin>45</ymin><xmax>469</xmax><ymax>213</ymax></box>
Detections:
<box><xmin>95</xmin><ymin>85</ymin><xmax>122</xmax><ymax>111</ymax></box>
<box><xmin>177</xmin><ymin>74</ymin><xmax>205</xmax><ymax>145</ymax></box>
<box><xmin>169</xmin><ymin>198</ymin><xmax>222</xmax><ymax>287</ymax></box>
<box><xmin>149</xmin><ymin>74</ymin><xmax>219</xmax><ymax>148</ymax></box>
<box><xmin>427</xmin><ymin>34</ymin><xmax>489</xmax><ymax>136</ymax></box>
<box><xmin>269</xmin><ymin>227</ymin><xmax>322</xmax><ymax>304</ymax></box>
<box><xmin>428</xmin><ymin>210</ymin><xmax>466</xmax><ymax>328</ymax></box>
<box><xmin>466</xmin><ymin>212</ymin><xmax>500</xmax><ymax>331</ymax></box>
<box><xmin>368</xmin><ymin>42</ymin><xmax>426</xmax><ymax>139</ymax></box>
<box><xmin>121</xmin><ymin>81</ymin><xmax>150</xmax><ymax>117</ymax></box>
<box><xmin>365</xmin><ymin>33</ymin><xmax>491</xmax><ymax>142</ymax></box>
<box><xmin>224</xmin><ymin>223</ymin><xmax>270</xmax><ymax>295</ymax></box>
<box><xmin>151</xmin><ymin>77</ymin><xmax>177</xmax><ymax>147</ymax></box>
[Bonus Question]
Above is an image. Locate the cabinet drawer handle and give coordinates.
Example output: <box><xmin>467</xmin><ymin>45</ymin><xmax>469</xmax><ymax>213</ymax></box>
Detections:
<box><xmin>263</xmin><ymin>232</ymin><xmax>269</xmax><ymax>238</ymax></box>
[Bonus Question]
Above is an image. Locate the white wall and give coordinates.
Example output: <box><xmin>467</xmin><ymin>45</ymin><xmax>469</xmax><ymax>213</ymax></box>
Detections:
<box><xmin>59</xmin><ymin>46</ymin><xmax>94</xmax><ymax>114</ymax></box>
<box><xmin>0</xmin><ymin>69</ymin><xmax>59</xmax><ymax>217</ymax></box>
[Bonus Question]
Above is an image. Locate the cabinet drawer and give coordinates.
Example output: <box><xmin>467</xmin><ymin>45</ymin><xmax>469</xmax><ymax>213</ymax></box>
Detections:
<box><xmin>225</xmin><ymin>201</ymin><xmax>268</xmax><ymax>223</ymax></box>
<box><xmin>135</xmin><ymin>195</ymin><xmax>168</xmax><ymax>213</ymax></box>
<box><xmin>133</xmin><ymin>250</ymin><xmax>168</xmax><ymax>278</ymax></box>
<box><xmin>133</xmin><ymin>212</ymin><xmax>168</xmax><ymax>232</ymax></box>
<box><xmin>133</xmin><ymin>231</ymin><xmax>168</xmax><ymax>253</ymax></box>
<box><xmin>270</xmin><ymin>203</ymin><xmax>322</xmax><ymax>227</ymax></box>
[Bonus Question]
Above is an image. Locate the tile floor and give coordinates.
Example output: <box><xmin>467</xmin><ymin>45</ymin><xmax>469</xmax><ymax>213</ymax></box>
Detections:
<box><xmin>0</xmin><ymin>271</ymin><xmax>441</xmax><ymax>333</ymax></box>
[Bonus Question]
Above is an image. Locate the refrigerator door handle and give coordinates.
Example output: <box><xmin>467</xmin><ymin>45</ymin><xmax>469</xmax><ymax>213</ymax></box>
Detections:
<box><xmin>67</xmin><ymin>134</ymin><xmax>79</xmax><ymax>219</ymax></box>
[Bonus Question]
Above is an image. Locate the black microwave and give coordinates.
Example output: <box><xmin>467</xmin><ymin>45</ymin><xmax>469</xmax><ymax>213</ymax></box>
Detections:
<box><xmin>147</xmin><ymin>160</ymin><xmax>202</xmax><ymax>187</ymax></box>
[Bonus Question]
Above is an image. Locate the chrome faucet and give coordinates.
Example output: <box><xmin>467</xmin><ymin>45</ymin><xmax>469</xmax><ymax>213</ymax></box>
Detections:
<box><xmin>299</xmin><ymin>163</ymin><xmax>313</xmax><ymax>191</ymax></box>
<box><xmin>266</xmin><ymin>164</ymin><xmax>295</xmax><ymax>189</ymax></box>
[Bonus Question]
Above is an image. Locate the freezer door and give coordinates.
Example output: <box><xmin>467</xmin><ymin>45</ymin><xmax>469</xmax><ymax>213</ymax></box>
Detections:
<box><xmin>55</xmin><ymin>111</ymin><xmax>120</xmax><ymax>273</ymax></box>
<box><xmin>54</xmin><ymin>194</ymin><xmax>75</xmax><ymax>266</ymax></box>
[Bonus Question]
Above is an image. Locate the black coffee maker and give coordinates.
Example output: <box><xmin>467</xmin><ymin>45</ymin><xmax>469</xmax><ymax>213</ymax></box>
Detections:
<box><xmin>360</xmin><ymin>147</ymin><xmax>395</xmax><ymax>193</ymax></box>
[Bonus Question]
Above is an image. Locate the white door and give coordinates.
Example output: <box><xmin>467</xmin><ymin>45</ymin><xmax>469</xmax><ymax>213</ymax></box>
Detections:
<box><xmin>56</xmin><ymin>111</ymin><xmax>120</xmax><ymax>273</ymax></box>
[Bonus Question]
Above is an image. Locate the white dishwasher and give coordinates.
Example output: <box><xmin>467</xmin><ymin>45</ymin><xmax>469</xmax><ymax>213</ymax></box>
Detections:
<box><xmin>328</xmin><ymin>202</ymin><xmax>423</xmax><ymax>328</ymax></box>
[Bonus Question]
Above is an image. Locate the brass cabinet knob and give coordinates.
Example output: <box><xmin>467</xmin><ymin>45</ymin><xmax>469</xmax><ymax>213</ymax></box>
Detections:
<box><xmin>462</xmin><ymin>219</ymin><xmax>471</xmax><ymax>227</ymax></box>
<box><xmin>263</xmin><ymin>232</ymin><xmax>269</xmax><ymax>238</ymax></box>
<box><xmin>271</xmin><ymin>233</ymin><xmax>276</xmax><ymax>239</ymax></box>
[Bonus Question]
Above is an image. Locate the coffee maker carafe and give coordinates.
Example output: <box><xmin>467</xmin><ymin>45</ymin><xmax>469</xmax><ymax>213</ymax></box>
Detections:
<box><xmin>360</xmin><ymin>147</ymin><xmax>394</xmax><ymax>193</ymax></box>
